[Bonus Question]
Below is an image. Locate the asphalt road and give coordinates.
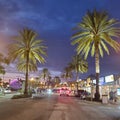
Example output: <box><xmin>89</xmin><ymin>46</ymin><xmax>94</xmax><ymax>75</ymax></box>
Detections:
<box><xmin>0</xmin><ymin>94</ymin><xmax>120</xmax><ymax>120</ymax></box>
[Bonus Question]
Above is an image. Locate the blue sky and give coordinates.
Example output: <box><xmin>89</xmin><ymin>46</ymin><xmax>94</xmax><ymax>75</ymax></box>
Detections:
<box><xmin>0</xmin><ymin>0</ymin><xmax>120</xmax><ymax>79</ymax></box>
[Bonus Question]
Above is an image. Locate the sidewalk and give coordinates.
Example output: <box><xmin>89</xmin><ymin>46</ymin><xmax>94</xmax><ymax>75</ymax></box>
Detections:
<box><xmin>0</xmin><ymin>92</ymin><xmax>21</xmax><ymax>102</ymax></box>
<box><xmin>0</xmin><ymin>94</ymin><xmax>12</xmax><ymax>102</ymax></box>
<box><xmin>31</xmin><ymin>92</ymin><xmax>48</xmax><ymax>98</ymax></box>
<box><xmin>77</xmin><ymin>99</ymin><xmax>120</xmax><ymax>107</ymax></box>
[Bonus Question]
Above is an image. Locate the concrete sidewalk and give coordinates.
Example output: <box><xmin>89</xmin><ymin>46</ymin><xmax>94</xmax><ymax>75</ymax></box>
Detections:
<box><xmin>0</xmin><ymin>94</ymin><xmax>12</xmax><ymax>102</ymax></box>
<box><xmin>78</xmin><ymin>99</ymin><xmax>120</xmax><ymax>107</ymax></box>
<box><xmin>31</xmin><ymin>92</ymin><xmax>48</xmax><ymax>98</ymax></box>
<box><xmin>0</xmin><ymin>92</ymin><xmax>21</xmax><ymax>102</ymax></box>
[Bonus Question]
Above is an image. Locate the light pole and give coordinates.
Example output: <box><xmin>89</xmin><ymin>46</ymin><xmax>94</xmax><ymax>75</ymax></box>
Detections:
<box><xmin>30</xmin><ymin>77</ymin><xmax>34</xmax><ymax>88</ymax></box>
<box><xmin>76</xmin><ymin>79</ymin><xmax>81</xmax><ymax>95</ymax></box>
<box><xmin>29</xmin><ymin>77</ymin><xmax>34</xmax><ymax>94</ymax></box>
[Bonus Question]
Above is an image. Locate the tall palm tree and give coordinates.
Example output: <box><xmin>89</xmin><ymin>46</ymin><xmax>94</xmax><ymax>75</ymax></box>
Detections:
<box><xmin>87</xmin><ymin>74</ymin><xmax>96</xmax><ymax>100</ymax></box>
<box><xmin>40</xmin><ymin>68</ymin><xmax>50</xmax><ymax>88</ymax></box>
<box><xmin>69</xmin><ymin>54</ymin><xmax>88</xmax><ymax>92</ymax></box>
<box><xmin>53</xmin><ymin>76</ymin><xmax>61</xmax><ymax>86</ymax></box>
<box><xmin>0</xmin><ymin>65</ymin><xmax>5</xmax><ymax>80</ymax></box>
<box><xmin>0</xmin><ymin>53</ymin><xmax>9</xmax><ymax>81</ymax></box>
<box><xmin>8</xmin><ymin>28</ymin><xmax>47</xmax><ymax>95</ymax></box>
<box><xmin>71</xmin><ymin>10</ymin><xmax>120</xmax><ymax>100</ymax></box>
<box><xmin>40</xmin><ymin>68</ymin><xmax>50</xmax><ymax>81</ymax></box>
<box><xmin>69</xmin><ymin>54</ymin><xmax>88</xmax><ymax>81</ymax></box>
<box><xmin>61</xmin><ymin>66</ymin><xmax>73</xmax><ymax>82</ymax></box>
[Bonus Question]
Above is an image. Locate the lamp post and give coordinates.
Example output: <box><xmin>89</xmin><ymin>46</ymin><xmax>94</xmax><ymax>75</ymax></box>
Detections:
<box><xmin>76</xmin><ymin>79</ymin><xmax>81</xmax><ymax>95</ymax></box>
<box><xmin>30</xmin><ymin>77</ymin><xmax>34</xmax><ymax>88</ymax></box>
<box><xmin>29</xmin><ymin>77</ymin><xmax>34</xmax><ymax>94</ymax></box>
<box><xmin>76</xmin><ymin>80</ymin><xmax>79</xmax><ymax>94</ymax></box>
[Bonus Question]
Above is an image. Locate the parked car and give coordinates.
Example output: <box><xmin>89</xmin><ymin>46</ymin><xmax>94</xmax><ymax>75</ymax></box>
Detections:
<box><xmin>75</xmin><ymin>90</ymin><xmax>85</xmax><ymax>97</ymax></box>
<box><xmin>4</xmin><ymin>88</ymin><xmax>11</xmax><ymax>94</ymax></box>
<box><xmin>75</xmin><ymin>90</ymin><xmax>91</xmax><ymax>99</ymax></box>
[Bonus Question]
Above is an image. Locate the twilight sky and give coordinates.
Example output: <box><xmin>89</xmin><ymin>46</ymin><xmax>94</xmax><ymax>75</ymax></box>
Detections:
<box><xmin>0</xmin><ymin>0</ymin><xmax>120</xmax><ymax>79</ymax></box>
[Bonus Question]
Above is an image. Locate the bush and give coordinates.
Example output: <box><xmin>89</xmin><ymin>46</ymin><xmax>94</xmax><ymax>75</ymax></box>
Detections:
<box><xmin>86</xmin><ymin>97</ymin><xmax>92</xmax><ymax>101</ymax></box>
<box><xmin>11</xmin><ymin>94</ymin><xmax>31</xmax><ymax>99</ymax></box>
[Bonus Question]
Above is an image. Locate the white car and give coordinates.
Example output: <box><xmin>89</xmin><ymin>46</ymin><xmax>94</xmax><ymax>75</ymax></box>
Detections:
<box><xmin>4</xmin><ymin>89</ymin><xmax>11</xmax><ymax>94</ymax></box>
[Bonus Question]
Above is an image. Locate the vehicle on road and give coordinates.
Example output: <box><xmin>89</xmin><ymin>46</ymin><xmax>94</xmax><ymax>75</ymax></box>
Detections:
<box><xmin>68</xmin><ymin>90</ymin><xmax>75</xmax><ymax>97</ymax></box>
<box><xmin>52</xmin><ymin>88</ymin><xmax>60</xmax><ymax>93</ymax></box>
<box><xmin>60</xmin><ymin>88</ymin><xmax>71</xmax><ymax>96</ymax></box>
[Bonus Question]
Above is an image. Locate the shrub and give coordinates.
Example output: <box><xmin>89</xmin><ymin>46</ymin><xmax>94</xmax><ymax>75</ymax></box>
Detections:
<box><xmin>86</xmin><ymin>97</ymin><xmax>92</xmax><ymax>101</ymax></box>
<box><xmin>11</xmin><ymin>94</ymin><xmax>31</xmax><ymax>99</ymax></box>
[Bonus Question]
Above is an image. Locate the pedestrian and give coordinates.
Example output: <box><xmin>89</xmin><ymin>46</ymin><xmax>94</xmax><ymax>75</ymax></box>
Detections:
<box><xmin>109</xmin><ymin>90</ymin><xmax>114</xmax><ymax>101</ymax></box>
<box><xmin>113</xmin><ymin>91</ymin><xmax>117</xmax><ymax>102</ymax></box>
<box><xmin>81</xmin><ymin>90</ymin><xmax>87</xmax><ymax>100</ymax></box>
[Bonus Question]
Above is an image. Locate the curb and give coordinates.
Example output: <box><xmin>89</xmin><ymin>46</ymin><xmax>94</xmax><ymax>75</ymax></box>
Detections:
<box><xmin>79</xmin><ymin>99</ymin><xmax>120</xmax><ymax>107</ymax></box>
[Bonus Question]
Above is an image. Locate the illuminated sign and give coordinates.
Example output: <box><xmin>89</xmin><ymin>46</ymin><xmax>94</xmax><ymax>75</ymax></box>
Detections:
<box><xmin>117</xmin><ymin>88</ymin><xmax>120</xmax><ymax>95</ymax></box>
<box><xmin>93</xmin><ymin>79</ymin><xmax>96</xmax><ymax>84</ymax></box>
<box><xmin>92</xmin><ymin>77</ymin><xmax>105</xmax><ymax>85</ymax></box>
<box><xmin>99</xmin><ymin>77</ymin><xmax>105</xmax><ymax>85</ymax></box>
<box><xmin>105</xmin><ymin>75</ymin><xmax>114</xmax><ymax>83</ymax></box>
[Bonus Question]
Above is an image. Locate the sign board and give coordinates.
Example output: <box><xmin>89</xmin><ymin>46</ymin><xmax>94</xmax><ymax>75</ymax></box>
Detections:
<box><xmin>92</xmin><ymin>77</ymin><xmax>104</xmax><ymax>85</ymax></box>
<box><xmin>99</xmin><ymin>77</ymin><xmax>105</xmax><ymax>85</ymax></box>
<box><xmin>105</xmin><ymin>75</ymin><xmax>114</xmax><ymax>83</ymax></box>
<box><xmin>93</xmin><ymin>79</ymin><xmax>96</xmax><ymax>84</ymax></box>
<box><xmin>117</xmin><ymin>88</ymin><xmax>120</xmax><ymax>95</ymax></box>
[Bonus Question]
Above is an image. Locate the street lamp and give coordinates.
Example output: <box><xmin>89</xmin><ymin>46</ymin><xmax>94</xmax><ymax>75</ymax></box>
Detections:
<box><xmin>30</xmin><ymin>77</ymin><xmax>34</xmax><ymax>81</ymax></box>
<box><xmin>29</xmin><ymin>77</ymin><xmax>34</xmax><ymax>90</ymax></box>
<box><xmin>76</xmin><ymin>79</ymin><xmax>81</xmax><ymax>94</ymax></box>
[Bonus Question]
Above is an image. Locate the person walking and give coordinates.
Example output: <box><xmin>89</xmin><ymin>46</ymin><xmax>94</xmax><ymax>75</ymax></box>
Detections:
<box><xmin>109</xmin><ymin>90</ymin><xmax>114</xmax><ymax>101</ymax></box>
<box><xmin>113</xmin><ymin>91</ymin><xmax>117</xmax><ymax>102</ymax></box>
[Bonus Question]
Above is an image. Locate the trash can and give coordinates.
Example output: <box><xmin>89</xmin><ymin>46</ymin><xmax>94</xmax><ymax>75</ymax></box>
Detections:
<box><xmin>102</xmin><ymin>95</ymin><xmax>108</xmax><ymax>104</ymax></box>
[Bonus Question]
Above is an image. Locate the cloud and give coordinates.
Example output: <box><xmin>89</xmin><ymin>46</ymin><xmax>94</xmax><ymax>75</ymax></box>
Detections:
<box><xmin>0</xmin><ymin>0</ymin><xmax>120</xmax><ymax>78</ymax></box>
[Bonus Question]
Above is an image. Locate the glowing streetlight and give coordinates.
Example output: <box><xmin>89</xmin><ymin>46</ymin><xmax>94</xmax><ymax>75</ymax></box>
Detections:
<box><xmin>30</xmin><ymin>77</ymin><xmax>34</xmax><ymax>81</ymax></box>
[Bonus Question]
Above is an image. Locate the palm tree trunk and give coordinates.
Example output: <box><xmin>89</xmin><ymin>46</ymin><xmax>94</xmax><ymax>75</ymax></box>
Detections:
<box><xmin>76</xmin><ymin>70</ymin><xmax>79</xmax><ymax>93</ymax></box>
<box><xmin>95</xmin><ymin>45</ymin><xmax>100</xmax><ymax>101</ymax></box>
<box><xmin>44</xmin><ymin>74</ymin><xmax>47</xmax><ymax>87</ymax></box>
<box><xmin>24</xmin><ymin>51</ymin><xmax>29</xmax><ymax>95</ymax></box>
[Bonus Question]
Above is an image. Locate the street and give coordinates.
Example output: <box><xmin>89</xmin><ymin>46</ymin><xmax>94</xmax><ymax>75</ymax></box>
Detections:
<box><xmin>0</xmin><ymin>94</ymin><xmax>120</xmax><ymax>120</ymax></box>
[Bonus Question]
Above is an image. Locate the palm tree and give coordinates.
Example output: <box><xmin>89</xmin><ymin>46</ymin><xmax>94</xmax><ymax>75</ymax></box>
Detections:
<box><xmin>40</xmin><ymin>68</ymin><xmax>50</xmax><ymax>87</ymax></box>
<box><xmin>87</xmin><ymin>74</ymin><xmax>96</xmax><ymax>100</ymax></box>
<box><xmin>8</xmin><ymin>28</ymin><xmax>47</xmax><ymax>95</ymax></box>
<box><xmin>69</xmin><ymin>54</ymin><xmax>88</xmax><ymax>81</ymax></box>
<box><xmin>61</xmin><ymin>66</ymin><xmax>73</xmax><ymax>82</ymax></box>
<box><xmin>71</xmin><ymin>10</ymin><xmax>120</xmax><ymax>100</ymax></box>
<box><xmin>40</xmin><ymin>68</ymin><xmax>50</xmax><ymax>81</ymax></box>
<box><xmin>0</xmin><ymin>66</ymin><xmax>5</xmax><ymax>80</ymax></box>
<box><xmin>53</xmin><ymin>76</ymin><xmax>61</xmax><ymax>87</ymax></box>
<box><xmin>69</xmin><ymin>54</ymin><xmax>88</xmax><ymax>92</ymax></box>
<box><xmin>0</xmin><ymin>53</ymin><xmax>9</xmax><ymax>81</ymax></box>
